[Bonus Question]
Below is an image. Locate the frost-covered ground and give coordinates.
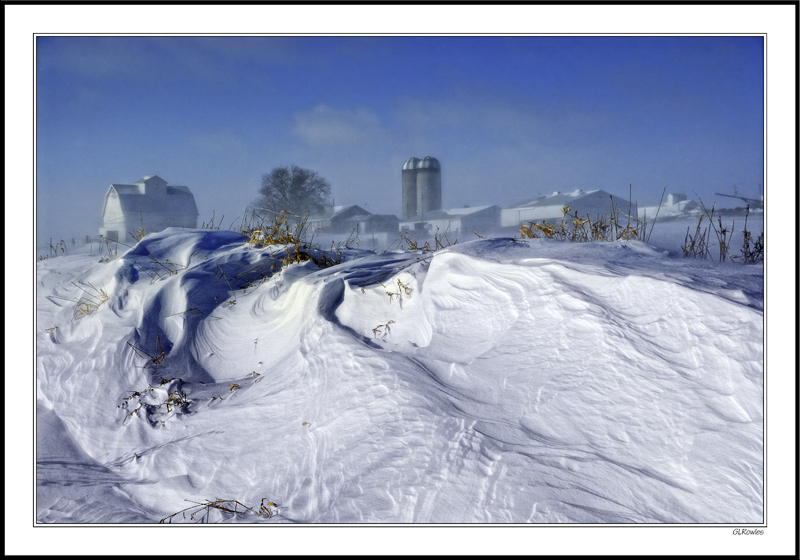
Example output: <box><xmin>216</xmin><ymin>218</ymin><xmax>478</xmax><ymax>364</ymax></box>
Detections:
<box><xmin>34</xmin><ymin>214</ymin><xmax>766</xmax><ymax>527</ymax></box>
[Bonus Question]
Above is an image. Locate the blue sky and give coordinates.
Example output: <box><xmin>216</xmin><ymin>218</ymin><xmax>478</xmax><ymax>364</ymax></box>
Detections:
<box><xmin>36</xmin><ymin>35</ymin><xmax>764</xmax><ymax>241</ymax></box>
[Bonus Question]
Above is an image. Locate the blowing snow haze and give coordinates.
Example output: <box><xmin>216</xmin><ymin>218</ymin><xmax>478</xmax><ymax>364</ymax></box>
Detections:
<box><xmin>35</xmin><ymin>35</ymin><xmax>764</xmax><ymax>244</ymax></box>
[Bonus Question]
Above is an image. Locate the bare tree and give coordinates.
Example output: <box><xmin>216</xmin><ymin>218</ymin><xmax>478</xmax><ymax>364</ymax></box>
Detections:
<box><xmin>253</xmin><ymin>165</ymin><xmax>331</xmax><ymax>218</ymax></box>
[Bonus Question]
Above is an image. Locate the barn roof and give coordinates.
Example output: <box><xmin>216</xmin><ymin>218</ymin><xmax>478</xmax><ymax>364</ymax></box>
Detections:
<box><xmin>108</xmin><ymin>184</ymin><xmax>198</xmax><ymax>216</ymax></box>
<box><xmin>109</xmin><ymin>184</ymin><xmax>141</xmax><ymax>194</ymax></box>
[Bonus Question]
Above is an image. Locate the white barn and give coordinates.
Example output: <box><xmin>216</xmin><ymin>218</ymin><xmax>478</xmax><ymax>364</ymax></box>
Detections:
<box><xmin>500</xmin><ymin>189</ymin><xmax>632</xmax><ymax>228</ymax></box>
<box><xmin>99</xmin><ymin>175</ymin><xmax>199</xmax><ymax>242</ymax></box>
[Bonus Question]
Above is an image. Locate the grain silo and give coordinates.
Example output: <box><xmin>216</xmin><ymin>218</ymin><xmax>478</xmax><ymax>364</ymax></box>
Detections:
<box><xmin>401</xmin><ymin>157</ymin><xmax>419</xmax><ymax>220</ymax></box>
<box><xmin>402</xmin><ymin>156</ymin><xmax>441</xmax><ymax>219</ymax></box>
<box><xmin>415</xmin><ymin>156</ymin><xmax>441</xmax><ymax>217</ymax></box>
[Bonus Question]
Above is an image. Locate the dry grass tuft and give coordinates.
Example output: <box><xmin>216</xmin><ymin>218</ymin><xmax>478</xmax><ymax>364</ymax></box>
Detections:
<box><xmin>126</xmin><ymin>334</ymin><xmax>166</xmax><ymax>367</ymax></box>
<box><xmin>372</xmin><ymin>320</ymin><xmax>395</xmax><ymax>338</ymax></box>
<box><xmin>47</xmin><ymin>281</ymin><xmax>111</xmax><ymax>320</ymax></box>
<box><xmin>730</xmin><ymin>205</ymin><xmax>764</xmax><ymax>264</ymax></box>
<box><xmin>520</xmin><ymin>193</ymin><xmax>648</xmax><ymax>243</ymax></box>
<box><xmin>400</xmin><ymin>227</ymin><xmax>456</xmax><ymax>252</ymax></box>
<box><xmin>160</xmin><ymin>498</ymin><xmax>280</xmax><ymax>523</ymax></box>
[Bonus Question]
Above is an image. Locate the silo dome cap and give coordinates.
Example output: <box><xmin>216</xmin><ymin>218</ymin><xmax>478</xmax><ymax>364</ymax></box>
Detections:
<box><xmin>402</xmin><ymin>157</ymin><xmax>420</xmax><ymax>170</ymax></box>
<box><xmin>417</xmin><ymin>156</ymin><xmax>440</xmax><ymax>170</ymax></box>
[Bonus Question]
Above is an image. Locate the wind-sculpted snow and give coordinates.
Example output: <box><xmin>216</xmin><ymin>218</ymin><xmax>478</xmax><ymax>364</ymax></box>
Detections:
<box><xmin>36</xmin><ymin>228</ymin><xmax>764</xmax><ymax>524</ymax></box>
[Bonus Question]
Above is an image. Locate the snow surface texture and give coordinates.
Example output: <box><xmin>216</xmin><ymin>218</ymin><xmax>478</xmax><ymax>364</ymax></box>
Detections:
<box><xmin>36</xmin><ymin>228</ymin><xmax>764</xmax><ymax>524</ymax></box>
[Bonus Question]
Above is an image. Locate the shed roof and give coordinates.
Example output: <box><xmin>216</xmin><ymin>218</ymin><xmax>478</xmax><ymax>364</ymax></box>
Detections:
<box><xmin>413</xmin><ymin>210</ymin><xmax>451</xmax><ymax>220</ymax></box>
<box><xmin>444</xmin><ymin>205</ymin><xmax>499</xmax><ymax>216</ymax></box>
<box><xmin>510</xmin><ymin>189</ymin><xmax>598</xmax><ymax>208</ymax></box>
<box><xmin>310</xmin><ymin>205</ymin><xmax>370</xmax><ymax>221</ymax></box>
<box><xmin>331</xmin><ymin>205</ymin><xmax>368</xmax><ymax>219</ymax></box>
<box><xmin>409</xmin><ymin>206</ymin><xmax>499</xmax><ymax>221</ymax></box>
<box><xmin>506</xmin><ymin>189</ymin><xmax>634</xmax><ymax>210</ymax></box>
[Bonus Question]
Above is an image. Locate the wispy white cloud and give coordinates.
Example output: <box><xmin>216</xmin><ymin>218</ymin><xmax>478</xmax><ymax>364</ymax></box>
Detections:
<box><xmin>37</xmin><ymin>37</ymin><xmax>154</xmax><ymax>79</ymax></box>
<box><xmin>395</xmin><ymin>94</ymin><xmax>617</xmax><ymax>148</ymax></box>
<box><xmin>293</xmin><ymin>104</ymin><xmax>385</xmax><ymax>147</ymax></box>
<box><xmin>188</xmin><ymin>130</ymin><xmax>250</xmax><ymax>161</ymax></box>
<box><xmin>36</xmin><ymin>36</ymin><xmax>300</xmax><ymax>87</ymax></box>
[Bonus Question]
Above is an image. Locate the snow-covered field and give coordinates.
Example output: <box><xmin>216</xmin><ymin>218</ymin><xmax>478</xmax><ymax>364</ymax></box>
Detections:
<box><xmin>34</xmin><ymin>215</ymin><xmax>766</xmax><ymax>528</ymax></box>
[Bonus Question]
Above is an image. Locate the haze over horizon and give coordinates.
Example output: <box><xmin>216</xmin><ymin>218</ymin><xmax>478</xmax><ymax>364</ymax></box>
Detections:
<box><xmin>36</xmin><ymin>35</ymin><xmax>764</xmax><ymax>243</ymax></box>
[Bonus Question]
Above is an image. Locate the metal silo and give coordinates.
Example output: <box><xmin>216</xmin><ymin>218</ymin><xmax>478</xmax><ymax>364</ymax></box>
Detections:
<box><xmin>416</xmin><ymin>156</ymin><xmax>441</xmax><ymax>216</ymax></box>
<box><xmin>402</xmin><ymin>157</ymin><xmax>419</xmax><ymax>220</ymax></box>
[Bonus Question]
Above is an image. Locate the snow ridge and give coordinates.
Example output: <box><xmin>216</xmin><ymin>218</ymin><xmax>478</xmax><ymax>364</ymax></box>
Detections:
<box><xmin>36</xmin><ymin>228</ymin><xmax>763</xmax><ymax>523</ymax></box>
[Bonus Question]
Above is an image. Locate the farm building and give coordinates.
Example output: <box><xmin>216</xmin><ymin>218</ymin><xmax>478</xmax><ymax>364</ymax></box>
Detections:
<box><xmin>500</xmin><ymin>189</ymin><xmax>633</xmax><ymax>228</ymax></box>
<box><xmin>308</xmin><ymin>205</ymin><xmax>399</xmax><ymax>235</ymax></box>
<box><xmin>400</xmin><ymin>205</ymin><xmax>501</xmax><ymax>237</ymax></box>
<box><xmin>99</xmin><ymin>175</ymin><xmax>198</xmax><ymax>242</ymax></box>
<box><xmin>342</xmin><ymin>213</ymin><xmax>400</xmax><ymax>236</ymax></box>
<box><xmin>637</xmin><ymin>193</ymin><xmax>701</xmax><ymax>220</ymax></box>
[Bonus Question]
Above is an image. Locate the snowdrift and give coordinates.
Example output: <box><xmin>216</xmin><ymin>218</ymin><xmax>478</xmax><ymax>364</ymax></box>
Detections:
<box><xmin>36</xmin><ymin>228</ymin><xmax>764</xmax><ymax>523</ymax></box>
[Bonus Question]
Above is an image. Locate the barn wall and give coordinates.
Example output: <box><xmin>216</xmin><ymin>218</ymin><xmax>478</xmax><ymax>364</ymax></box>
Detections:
<box><xmin>140</xmin><ymin>213</ymin><xmax>197</xmax><ymax>233</ymax></box>
<box><xmin>100</xmin><ymin>182</ymin><xmax>199</xmax><ymax>239</ymax></box>
<box><xmin>100</xmin><ymin>194</ymin><xmax>127</xmax><ymax>240</ymax></box>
